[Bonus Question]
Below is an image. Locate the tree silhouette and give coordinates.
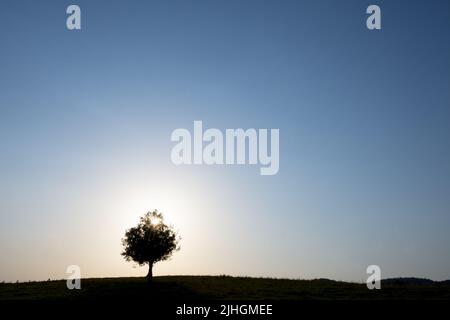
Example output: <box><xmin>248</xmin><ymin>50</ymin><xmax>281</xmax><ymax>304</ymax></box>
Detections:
<box><xmin>121</xmin><ymin>210</ymin><xmax>180</xmax><ymax>281</ymax></box>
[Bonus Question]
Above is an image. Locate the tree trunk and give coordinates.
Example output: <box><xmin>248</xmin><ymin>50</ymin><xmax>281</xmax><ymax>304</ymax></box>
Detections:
<box><xmin>146</xmin><ymin>262</ymin><xmax>153</xmax><ymax>281</ymax></box>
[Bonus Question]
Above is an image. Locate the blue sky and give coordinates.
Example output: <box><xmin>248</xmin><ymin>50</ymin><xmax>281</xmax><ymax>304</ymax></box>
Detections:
<box><xmin>1</xmin><ymin>0</ymin><xmax>450</xmax><ymax>282</ymax></box>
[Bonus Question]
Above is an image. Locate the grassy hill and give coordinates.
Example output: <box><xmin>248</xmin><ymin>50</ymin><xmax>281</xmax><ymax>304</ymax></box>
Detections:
<box><xmin>1</xmin><ymin>276</ymin><xmax>450</xmax><ymax>302</ymax></box>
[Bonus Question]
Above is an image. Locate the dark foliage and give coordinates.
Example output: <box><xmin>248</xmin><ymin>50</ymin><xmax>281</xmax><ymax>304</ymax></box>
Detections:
<box><xmin>121</xmin><ymin>210</ymin><xmax>180</xmax><ymax>279</ymax></box>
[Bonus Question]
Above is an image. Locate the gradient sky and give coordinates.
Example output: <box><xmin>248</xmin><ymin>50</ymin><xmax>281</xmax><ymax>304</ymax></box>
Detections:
<box><xmin>1</xmin><ymin>0</ymin><xmax>450</xmax><ymax>282</ymax></box>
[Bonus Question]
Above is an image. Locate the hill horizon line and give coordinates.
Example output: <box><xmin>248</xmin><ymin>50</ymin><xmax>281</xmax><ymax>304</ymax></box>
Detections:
<box><xmin>2</xmin><ymin>275</ymin><xmax>450</xmax><ymax>285</ymax></box>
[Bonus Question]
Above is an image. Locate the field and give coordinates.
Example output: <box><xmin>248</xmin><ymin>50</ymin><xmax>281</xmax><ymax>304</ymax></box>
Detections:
<box><xmin>1</xmin><ymin>276</ymin><xmax>450</xmax><ymax>302</ymax></box>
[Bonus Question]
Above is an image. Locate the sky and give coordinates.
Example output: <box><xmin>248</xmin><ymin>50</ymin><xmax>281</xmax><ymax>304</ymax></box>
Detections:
<box><xmin>0</xmin><ymin>0</ymin><xmax>450</xmax><ymax>282</ymax></box>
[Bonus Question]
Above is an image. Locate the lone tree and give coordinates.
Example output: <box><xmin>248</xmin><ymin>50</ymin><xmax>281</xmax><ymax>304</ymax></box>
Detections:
<box><xmin>121</xmin><ymin>210</ymin><xmax>180</xmax><ymax>280</ymax></box>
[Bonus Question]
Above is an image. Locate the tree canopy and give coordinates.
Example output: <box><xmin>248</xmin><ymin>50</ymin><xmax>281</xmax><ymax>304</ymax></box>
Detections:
<box><xmin>121</xmin><ymin>210</ymin><xmax>180</xmax><ymax>279</ymax></box>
